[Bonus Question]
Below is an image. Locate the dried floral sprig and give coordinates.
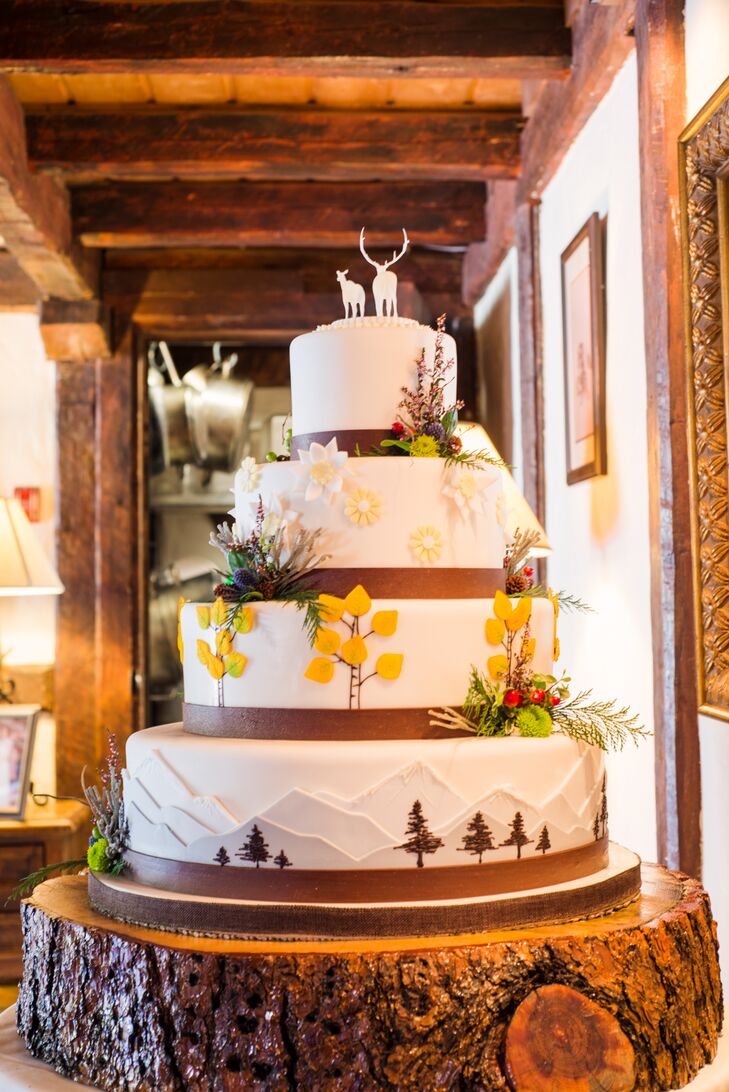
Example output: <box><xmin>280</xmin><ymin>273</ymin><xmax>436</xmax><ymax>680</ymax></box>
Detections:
<box><xmin>7</xmin><ymin>736</ymin><xmax>129</xmax><ymax>902</ymax></box>
<box><xmin>520</xmin><ymin>585</ymin><xmax>594</xmax><ymax>613</ymax></box>
<box><xmin>212</xmin><ymin>502</ymin><xmax>330</xmax><ymax>642</ymax></box>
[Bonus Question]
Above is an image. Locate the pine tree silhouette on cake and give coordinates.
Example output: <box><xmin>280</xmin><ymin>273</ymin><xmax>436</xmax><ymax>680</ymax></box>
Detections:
<box><xmin>600</xmin><ymin>774</ymin><xmax>609</xmax><ymax>837</ymax></box>
<box><xmin>593</xmin><ymin>812</ymin><xmax>601</xmax><ymax>841</ymax></box>
<box><xmin>236</xmin><ymin>824</ymin><xmax>271</xmax><ymax>868</ymax></box>
<box><xmin>213</xmin><ymin>846</ymin><xmax>230</xmax><ymax>867</ymax></box>
<box><xmin>536</xmin><ymin>825</ymin><xmax>551</xmax><ymax>855</ymax></box>
<box><xmin>396</xmin><ymin>800</ymin><xmax>444</xmax><ymax>867</ymax></box>
<box><xmin>500</xmin><ymin>811</ymin><xmax>533</xmax><ymax>859</ymax></box>
<box><xmin>458</xmin><ymin>811</ymin><xmax>495</xmax><ymax>863</ymax></box>
<box><xmin>274</xmin><ymin>850</ymin><xmax>293</xmax><ymax>870</ymax></box>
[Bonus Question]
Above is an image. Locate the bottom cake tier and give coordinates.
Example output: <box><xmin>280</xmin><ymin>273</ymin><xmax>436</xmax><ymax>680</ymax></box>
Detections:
<box><xmin>115</xmin><ymin>723</ymin><xmax>629</xmax><ymax>934</ymax></box>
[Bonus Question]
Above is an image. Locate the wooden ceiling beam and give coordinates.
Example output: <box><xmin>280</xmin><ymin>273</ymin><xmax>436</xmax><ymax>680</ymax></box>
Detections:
<box><xmin>25</xmin><ymin>107</ymin><xmax>524</xmax><ymax>182</ymax></box>
<box><xmin>0</xmin><ymin>78</ymin><xmax>97</xmax><ymax>300</ymax></box>
<box><xmin>73</xmin><ymin>180</ymin><xmax>486</xmax><ymax>249</ymax></box>
<box><xmin>0</xmin><ymin>2</ymin><xmax>570</xmax><ymax>80</ymax></box>
<box><xmin>40</xmin><ymin>298</ymin><xmax>112</xmax><ymax>361</ymax></box>
<box><xmin>0</xmin><ymin>250</ymin><xmax>40</xmax><ymax>310</ymax></box>
<box><xmin>104</xmin><ymin>268</ymin><xmax>431</xmax><ymax>341</ymax></box>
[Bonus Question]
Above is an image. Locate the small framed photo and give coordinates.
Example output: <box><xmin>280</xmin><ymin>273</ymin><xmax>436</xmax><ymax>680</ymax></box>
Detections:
<box><xmin>560</xmin><ymin>213</ymin><xmax>607</xmax><ymax>484</ymax></box>
<box><xmin>0</xmin><ymin>704</ymin><xmax>40</xmax><ymax>820</ymax></box>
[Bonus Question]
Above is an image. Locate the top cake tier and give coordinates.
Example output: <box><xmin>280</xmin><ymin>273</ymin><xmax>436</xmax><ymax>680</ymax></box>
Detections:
<box><xmin>290</xmin><ymin>317</ymin><xmax>457</xmax><ymax>448</ymax></box>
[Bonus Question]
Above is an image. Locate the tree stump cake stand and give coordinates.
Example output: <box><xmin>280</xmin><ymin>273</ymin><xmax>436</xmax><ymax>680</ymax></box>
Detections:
<box><xmin>17</xmin><ymin>864</ymin><xmax>722</xmax><ymax>1091</ymax></box>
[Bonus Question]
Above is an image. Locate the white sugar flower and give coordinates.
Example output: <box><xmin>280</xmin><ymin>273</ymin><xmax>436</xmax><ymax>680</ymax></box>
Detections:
<box><xmin>409</xmin><ymin>525</ymin><xmax>443</xmax><ymax>565</ymax></box>
<box><xmin>237</xmin><ymin>455</ymin><xmax>260</xmax><ymax>494</ymax></box>
<box><xmin>298</xmin><ymin>437</ymin><xmax>350</xmax><ymax>503</ymax></box>
<box><xmin>261</xmin><ymin>493</ymin><xmax>299</xmax><ymax>544</ymax></box>
<box><xmin>442</xmin><ymin>466</ymin><xmax>493</xmax><ymax>520</ymax></box>
<box><xmin>344</xmin><ymin>487</ymin><xmax>383</xmax><ymax>527</ymax></box>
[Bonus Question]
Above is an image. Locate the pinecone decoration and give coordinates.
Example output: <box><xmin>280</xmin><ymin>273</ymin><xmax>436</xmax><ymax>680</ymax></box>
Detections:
<box><xmin>506</xmin><ymin>571</ymin><xmax>529</xmax><ymax>595</ymax></box>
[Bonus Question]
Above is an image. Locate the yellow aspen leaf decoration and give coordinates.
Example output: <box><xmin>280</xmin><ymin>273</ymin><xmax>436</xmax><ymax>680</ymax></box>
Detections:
<box><xmin>211</xmin><ymin>597</ymin><xmax>228</xmax><ymax>627</ymax></box>
<box><xmin>215</xmin><ymin>629</ymin><xmax>233</xmax><ymax>657</ymax></box>
<box><xmin>233</xmin><ymin>606</ymin><xmax>254</xmax><ymax>634</ymax></box>
<box><xmin>304</xmin><ymin>657</ymin><xmax>335</xmax><ymax>684</ymax></box>
<box><xmin>493</xmin><ymin>590</ymin><xmax>512</xmax><ymax>622</ymax></box>
<box><xmin>224</xmin><ymin>652</ymin><xmax>247</xmax><ymax>678</ymax></box>
<box><xmin>548</xmin><ymin>588</ymin><xmax>560</xmax><ymax>661</ymax></box>
<box><xmin>344</xmin><ymin>584</ymin><xmax>372</xmax><ymax>617</ymax></box>
<box><xmin>375</xmin><ymin>653</ymin><xmax>404</xmax><ymax>680</ymax></box>
<box><xmin>205</xmin><ymin>654</ymin><xmax>225</xmax><ymax>681</ymax></box>
<box><xmin>196</xmin><ymin>605</ymin><xmax>211</xmax><ymax>630</ymax></box>
<box><xmin>487</xmin><ymin>654</ymin><xmax>509</xmax><ymax>680</ymax></box>
<box><xmin>341</xmin><ymin>635</ymin><xmax>368</xmax><ymax>666</ymax></box>
<box><xmin>315</xmin><ymin>627</ymin><xmax>341</xmax><ymax>655</ymax></box>
<box><xmin>177</xmin><ymin>596</ymin><xmax>185</xmax><ymax>663</ymax></box>
<box><xmin>318</xmin><ymin>593</ymin><xmax>345</xmax><ymax>623</ymax></box>
<box><xmin>554</xmin><ymin>636</ymin><xmax>561</xmax><ymax>662</ymax></box>
<box><xmin>485</xmin><ymin>617</ymin><xmax>506</xmax><ymax>646</ymax></box>
<box><xmin>197</xmin><ymin>639</ymin><xmax>212</xmax><ymax>666</ymax></box>
<box><xmin>371</xmin><ymin>610</ymin><xmax>398</xmax><ymax>637</ymax></box>
<box><xmin>506</xmin><ymin>596</ymin><xmax>532</xmax><ymax>633</ymax></box>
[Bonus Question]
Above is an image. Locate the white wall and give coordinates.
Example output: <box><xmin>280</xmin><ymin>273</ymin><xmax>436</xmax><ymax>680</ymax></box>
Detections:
<box><xmin>684</xmin><ymin>0</ymin><xmax>729</xmax><ymax>994</ymax></box>
<box><xmin>0</xmin><ymin>312</ymin><xmax>57</xmax><ymax>793</ymax></box>
<box><xmin>538</xmin><ymin>54</ymin><xmax>657</xmax><ymax>861</ymax></box>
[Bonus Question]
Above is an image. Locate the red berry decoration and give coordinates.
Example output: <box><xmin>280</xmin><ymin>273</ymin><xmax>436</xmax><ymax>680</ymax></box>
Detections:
<box><xmin>391</xmin><ymin>421</ymin><xmax>405</xmax><ymax>437</ymax></box>
<box><xmin>503</xmin><ymin>689</ymin><xmax>522</xmax><ymax>708</ymax></box>
<box><xmin>551</xmin><ymin>695</ymin><xmax>561</xmax><ymax>707</ymax></box>
<box><xmin>530</xmin><ymin>688</ymin><xmax>546</xmax><ymax>704</ymax></box>
<box><xmin>524</xmin><ymin>566</ymin><xmax>534</xmax><ymax>577</ymax></box>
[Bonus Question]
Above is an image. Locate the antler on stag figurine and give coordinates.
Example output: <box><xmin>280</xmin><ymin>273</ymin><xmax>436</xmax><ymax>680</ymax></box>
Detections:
<box><xmin>336</xmin><ymin>269</ymin><xmax>366</xmax><ymax>319</ymax></box>
<box><xmin>359</xmin><ymin>227</ymin><xmax>410</xmax><ymax>318</ymax></box>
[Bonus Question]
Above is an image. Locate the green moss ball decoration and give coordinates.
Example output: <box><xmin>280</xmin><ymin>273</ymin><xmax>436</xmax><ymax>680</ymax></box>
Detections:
<box><xmin>87</xmin><ymin>837</ymin><xmax>111</xmax><ymax>873</ymax></box>
<box><xmin>516</xmin><ymin>705</ymin><xmax>553</xmax><ymax>738</ymax></box>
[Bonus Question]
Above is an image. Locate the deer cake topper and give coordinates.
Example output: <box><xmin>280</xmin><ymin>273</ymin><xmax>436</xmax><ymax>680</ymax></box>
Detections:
<box><xmin>335</xmin><ymin>268</ymin><xmax>365</xmax><ymax>319</ymax></box>
<box><xmin>359</xmin><ymin>227</ymin><xmax>410</xmax><ymax>318</ymax></box>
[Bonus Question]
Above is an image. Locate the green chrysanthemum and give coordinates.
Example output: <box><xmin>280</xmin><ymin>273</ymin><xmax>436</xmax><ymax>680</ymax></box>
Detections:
<box><xmin>515</xmin><ymin>705</ymin><xmax>553</xmax><ymax>738</ymax></box>
<box><xmin>410</xmin><ymin>434</ymin><xmax>440</xmax><ymax>458</ymax></box>
<box><xmin>87</xmin><ymin>837</ymin><xmax>111</xmax><ymax>873</ymax></box>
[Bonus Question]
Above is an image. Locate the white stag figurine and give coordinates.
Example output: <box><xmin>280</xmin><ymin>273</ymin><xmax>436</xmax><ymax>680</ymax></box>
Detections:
<box><xmin>359</xmin><ymin>227</ymin><xmax>410</xmax><ymax>318</ymax></box>
<box><xmin>336</xmin><ymin>269</ymin><xmax>366</xmax><ymax>319</ymax></box>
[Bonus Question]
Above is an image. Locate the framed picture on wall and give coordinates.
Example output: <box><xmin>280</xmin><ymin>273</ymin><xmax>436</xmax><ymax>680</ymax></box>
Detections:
<box><xmin>560</xmin><ymin>213</ymin><xmax>607</xmax><ymax>485</ymax></box>
<box><xmin>0</xmin><ymin>704</ymin><xmax>40</xmax><ymax>819</ymax></box>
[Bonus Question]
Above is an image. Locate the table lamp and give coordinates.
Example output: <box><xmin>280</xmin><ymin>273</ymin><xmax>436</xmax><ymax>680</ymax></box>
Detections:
<box><xmin>0</xmin><ymin>497</ymin><xmax>64</xmax><ymax>701</ymax></box>
<box><xmin>455</xmin><ymin>421</ymin><xmax>552</xmax><ymax>557</ymax></box>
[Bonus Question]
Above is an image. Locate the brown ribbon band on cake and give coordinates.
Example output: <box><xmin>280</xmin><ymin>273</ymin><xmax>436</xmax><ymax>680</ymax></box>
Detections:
<box><xmin>292</xmin><ymin>430</ymin><xmax>389</xmax><ymax>456</ymax></box>
<box><xmin>121</xmin><ymin>839</ymin><xmax>610</xmax><ymax>905</ymax></box>
<box><xmin>89</xmin><ymin>857</ymin><xmax>640</xmax><ymax>940</ymax></box>
<box><xmin>310</xmin><ymin>567</ymin><xmax>504</xmax><ymax>598</ymax></box>
<box><xmin>183</xmin><ymin>704</ymin><xmax>472</xmax><ymax>740</ymax></box>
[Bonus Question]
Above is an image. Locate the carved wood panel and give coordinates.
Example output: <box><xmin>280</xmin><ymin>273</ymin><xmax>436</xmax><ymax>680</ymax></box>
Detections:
<box><xmin>681</xmin><ymin>79</ymin><xmax>729</xmax><ymax>715</ymax></box>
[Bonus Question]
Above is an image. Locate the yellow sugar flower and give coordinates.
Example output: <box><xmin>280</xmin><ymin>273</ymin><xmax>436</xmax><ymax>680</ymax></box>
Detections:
<box><xmin>409</xmin><ymin>525</ymin><xmax>443</xmax><ymax>565</ymax></box>
<box><xmin>344</xmin><ymin>488</ymin><xmax>383</xmax><ymax>527</ymax></box>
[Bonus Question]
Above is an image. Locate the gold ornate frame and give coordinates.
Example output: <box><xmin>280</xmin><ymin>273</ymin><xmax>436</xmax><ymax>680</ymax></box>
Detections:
<box><xmin>681</xmin><ymin>76</ymin><xmax>729</xmax><ymax>718</ymax></box>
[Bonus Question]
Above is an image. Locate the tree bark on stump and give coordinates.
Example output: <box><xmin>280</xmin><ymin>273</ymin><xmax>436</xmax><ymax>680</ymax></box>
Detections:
<box><xmin>16</xmin><ymin>865</ymin><xmax>722</xmax><ymax>1091</ymax></box>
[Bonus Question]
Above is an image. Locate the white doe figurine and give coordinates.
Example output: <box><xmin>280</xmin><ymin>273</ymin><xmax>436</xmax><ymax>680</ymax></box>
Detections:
<box><xmin>359</xmin><ymin>227</ymin><xmax>410</xmax><ymax>318</ymax></box>
<box><xmin>336</xmin><ymin>269</ymin><xmax>366</xmax><ymax>319</ymax></box>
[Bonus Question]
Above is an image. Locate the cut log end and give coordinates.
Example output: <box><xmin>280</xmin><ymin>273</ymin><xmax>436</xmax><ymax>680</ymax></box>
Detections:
<box><xmin>505</xmin><ymin>984</ymin><xmax>636</xmax><ymax>1091</ymax></box>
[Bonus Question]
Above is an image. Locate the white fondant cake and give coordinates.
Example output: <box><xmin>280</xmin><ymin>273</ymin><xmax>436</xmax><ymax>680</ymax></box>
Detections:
<box><xmin>233</xmin><ymin>456</ymin><xmax>506</xmax><ymax>570</ymax></box>
<box><xmin>124</xmin><ymin>724</ymin><xmax>605</xmax><ymax>871</ymax></box>
<box><xmin>290</xmin><ymin>319</ymin><xmax>457</xmax><ymax>436</ymax></box>
<box><xmin>111</xmin><ymin>293</ymin><xmax>628</xmax><ymax>934</ymax></box>
<box><xmin>180</xmin><ymin>596</ymin><xmax>556</xmax><ymax>709</ymax></box>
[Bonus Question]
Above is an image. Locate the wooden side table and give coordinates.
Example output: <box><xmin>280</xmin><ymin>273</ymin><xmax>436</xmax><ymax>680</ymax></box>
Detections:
<box><xmin>0</xmin><ymin>799</ymin><xmax>88</xmax><ymax>982</ymax></box>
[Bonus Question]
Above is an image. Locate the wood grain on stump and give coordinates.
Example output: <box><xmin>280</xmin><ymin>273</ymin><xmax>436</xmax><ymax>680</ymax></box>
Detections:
<box><xmin>505</xmin><ymin>984</ymin><xmax>636</xmax><ymax>1091</ymax></box>
<box><xmin>16</xmin><ymin>864</ymin><xmax>722</xmax><ymax>1091</ymax></box>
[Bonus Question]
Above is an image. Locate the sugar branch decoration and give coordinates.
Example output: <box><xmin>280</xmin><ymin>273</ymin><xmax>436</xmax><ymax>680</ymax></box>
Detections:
<box><xmin>429</xmin><ymin>589</ymin><xmax>649</xmax><ymax>752</ymax></box>
<box><xmin>304</xmin><ymin>584</ymin><xmax>403</xmax><ymax>708</ymax></box>
<box><xmin>504</xmin><ymin>527</ymin><xmax>593</xmax><ymax>613</ymax></box>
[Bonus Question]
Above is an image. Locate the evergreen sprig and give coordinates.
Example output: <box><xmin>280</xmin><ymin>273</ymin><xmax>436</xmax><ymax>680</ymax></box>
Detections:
<box><xmin>7</xmin><ymin>859</ymin><xmax>88</xmax><ymax>903</ymax></box>
<box><xmin>551</xmin><ymin>690</ymin><xmax>650</xmax><ymax>750</ymax></box>
<box><xmin>519</xmin><ymin>584</ymin><xmax>594</xmax><ymax>613</ymax></box>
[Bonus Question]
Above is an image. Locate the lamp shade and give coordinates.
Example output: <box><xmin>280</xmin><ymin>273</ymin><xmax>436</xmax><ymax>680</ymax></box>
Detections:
<box><xmin>455</xmin><ymin>422</ymin><xmax>552</xmax><ymax>557</ymax></box>
<box><xmin>0</xmin><ymin>498</ymin><xmax>64</xmax><ymax>596</ymax></box>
